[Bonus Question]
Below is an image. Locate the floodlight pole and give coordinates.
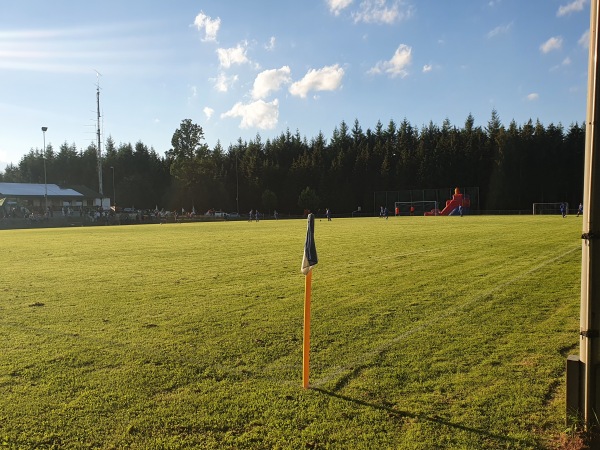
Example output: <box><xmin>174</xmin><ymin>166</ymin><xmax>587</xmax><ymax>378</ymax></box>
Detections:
<box><xmin>235</xmin><ymin>151</ymin><xmax>239</xmax><ymax>214</ymax></box>
<box><xmin>110</xmin><ymin>166</ymin><xmax>116</xmax><ymax>208</ymax></box>
<box><xmin>574</xmin><ymin>0</ymin><xmax>600</xmax><ymax>429</ymax></box>
<box><xmin>96</xmin><ymin>72</ymin><xmax>103</xmax><ymax>196</ymax></box>
<box><xmin>41</xmin><ymin>126</ymin><xmax>48</xmax><ymax>213</ymax></box>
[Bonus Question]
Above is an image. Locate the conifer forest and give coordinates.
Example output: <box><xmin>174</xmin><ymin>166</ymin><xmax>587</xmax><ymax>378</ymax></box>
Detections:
<box><xmin>0</xmin><ymin>111</ymin><xmax>585</xmax><ymax>215</ymax></box>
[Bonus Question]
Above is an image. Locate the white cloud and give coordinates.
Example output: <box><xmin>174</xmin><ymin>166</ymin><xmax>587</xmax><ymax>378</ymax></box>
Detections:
<box><xmin>368</xmin><ymin>44</ymin><xmax>412</xmax><ymax>78</ymax></box>
<box><xmin>557</xmin><ymin>0</ymin><xmax>588</xmax><ymax>17</ymax></box>
<box><xmin>212</xmin><ymin>72</ymin><xmax>238</xmax><ymax>92</ymax></box>
<box><xmin>526</xmin><ymin>93</ymin><xmax>539</xmax><ymax>101</ymax></box>
<box><xmin>252</xmin><ymin>66</ymin><xmax>292</xmax><ymax>100</ymax></box>
<box><xmin>265</xmin><ymin>36</ymin><xmax>276</xmax><ymax>51</ymax></box>
<box><xmin>0</xmin><ymin>23</ymin><xmax>167</xmax><ymax>75</ymax></box>
<box><xmin>579</xmin><ymin>30</ymin><xmax>590</xmax><ymax>48</ymax></box>
<box><xmin>550</xmin><ymin>56</ymin><xmax>573</xmax><ymax>72</ymax></box>
<box><xmin>193</xmin><ymin>11</ymin><xmax>220</xmax><ymax>42</ymax></box>
<box><xmin>328</xmin><ymin>0</ymin><xmax>353</xmax><ymax>16</ymax></box>
<box><xmin>422</xmin><ymin>64</ymin><xmax>432</xmax><ymax>73</ymax></box>
<box><xmin>203</xmin><ymin>107</ymin><xmax>214</xmax><ymax>120</ymax></box>
<box><xmin>540</xmin><ymin>36</ymin><xmax>563</xmax><ymax>53</ymax></box>
<box><xmin>487</xmin><ymin>22</ymin><xmax>513</xmax><ymax>39</ymax></box>
<box><xmin>289</xmin><ymin>64</ymin><xmax>345</xmax><ymax>98</ymax></box>
<box><xmin>217</xmin><ymin>42</ymin><xmax>250</xmax><ymax>69</ymax></box>
<box><xmin>221</xmin><ymin>99</ymin><xmax>279</xmax><ymax>129</ymax></box>
<box><xmin>352</xmin><ymin>0</ymin><xmax>414</xmax><ymax>25</ymax></box>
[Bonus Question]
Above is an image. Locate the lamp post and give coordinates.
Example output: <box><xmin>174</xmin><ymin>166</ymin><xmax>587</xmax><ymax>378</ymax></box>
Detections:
<box><xmin>235</xmin><ymin>152</ymin><xmax>239</xmax><ymax>214</ymax></box>
<box><xmin>41</xmin><ymin>126</ymin><xmax>48</xmax><ymax>214</ymax></box>
<box><xmin>110</xmin><ymin>166</ymin><xmax>116</xmax><ymax>209</ymax></box>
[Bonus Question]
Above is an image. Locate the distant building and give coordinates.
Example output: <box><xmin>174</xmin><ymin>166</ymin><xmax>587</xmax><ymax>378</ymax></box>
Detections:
<box><xmin>0</xmin><ymin>182</ymin><xmax>108</xmax><ymax>213</ymax></box>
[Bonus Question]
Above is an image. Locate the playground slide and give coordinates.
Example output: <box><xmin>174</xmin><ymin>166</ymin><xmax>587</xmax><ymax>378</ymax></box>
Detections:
<box><xmin>439</xmin><ymin>199</ymin><xmax>461</xmax><ymax>216</ymax></box>
<box><xmin>423</xmin><ymin>188</ymin><xmax>470</xmax><ymax>216</ymax></box>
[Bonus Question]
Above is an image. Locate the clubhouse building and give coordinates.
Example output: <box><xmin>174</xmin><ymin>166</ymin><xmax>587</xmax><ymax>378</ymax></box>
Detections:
<box><xmin>0</xmin><ymin>182</ymin><xmax>108</xmax><ymax>217</ymax></box>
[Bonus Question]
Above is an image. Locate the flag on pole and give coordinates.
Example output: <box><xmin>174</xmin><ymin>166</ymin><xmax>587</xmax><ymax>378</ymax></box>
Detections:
<box><xmin>301</xmin><ymin>212</ymin><xmax>317</xmax><ymax>388</ymax></box>
<box><xmin>301</xmin><ymin>213</ymin><xmax>318</xmax><ymax>275</ymax></box>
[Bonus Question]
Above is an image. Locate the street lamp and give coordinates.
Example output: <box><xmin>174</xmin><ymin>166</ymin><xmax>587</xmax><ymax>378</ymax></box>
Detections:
<box><xmin>41</xmin><ymin>126</ymin><xmax>48</xmax><ymax>214</ymax></box>
<box><xmin>110</xmin><ymin>166</ymin><xmax>116</xmax><ymax>209</ymax></box>
<box><xmin>235</xmin><ymin>152</ymin><xmax>239</xmax><ymax>214</ymax></box>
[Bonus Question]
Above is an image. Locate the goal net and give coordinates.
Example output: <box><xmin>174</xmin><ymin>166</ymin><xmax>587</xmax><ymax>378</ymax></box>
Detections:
<box><xmin>532</xmin><ymin>202</ymin><xmax>569</xmax><ymax>215</ymax></box>
<box><xmin>394</xmin><ymin>201</ymin><xmax>439</xmax><ymax>216</ymax></box>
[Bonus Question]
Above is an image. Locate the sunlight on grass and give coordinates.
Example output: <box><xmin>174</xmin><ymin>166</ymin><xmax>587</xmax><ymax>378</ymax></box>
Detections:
<box><xmin>0</xmin><ymin>216</ymin><xmax>582</xmax><ymax>448</ymax></box>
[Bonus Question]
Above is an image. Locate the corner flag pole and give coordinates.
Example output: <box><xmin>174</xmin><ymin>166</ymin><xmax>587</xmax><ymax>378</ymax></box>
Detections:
<box><xmin>301</xmin><ymin>212</ymin><xmax>318</xmax><ymax>389</ymax></box>
<box><xmin>303</xmin><ymin>269</ymin><xmax>312</xmax><ymax>389</ymax></box>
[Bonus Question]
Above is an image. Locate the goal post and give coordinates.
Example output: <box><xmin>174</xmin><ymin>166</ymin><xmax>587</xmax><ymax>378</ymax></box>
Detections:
<box><xmin>394</xmin><ymin>200</ymin><xmax>439</xmax><ymax>216</ymax></box>
<box><xmin>532</xmin><ymin>202</ymin><xmax>569</xmax><ymax>215</ymax></box>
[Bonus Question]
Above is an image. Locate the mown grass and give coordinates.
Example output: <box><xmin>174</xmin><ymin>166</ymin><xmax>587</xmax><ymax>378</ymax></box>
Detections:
<box><xmin>0</xmin><ymin>215</ymin><xmax>582</xmax><ymax>449</ymax></box>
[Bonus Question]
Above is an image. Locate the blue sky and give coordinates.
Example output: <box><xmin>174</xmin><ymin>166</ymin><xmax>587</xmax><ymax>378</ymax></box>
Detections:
<box><xmin>0</xmin><ymin>0</ymin><xmax>591</xmax><ymax>170</ymax></box>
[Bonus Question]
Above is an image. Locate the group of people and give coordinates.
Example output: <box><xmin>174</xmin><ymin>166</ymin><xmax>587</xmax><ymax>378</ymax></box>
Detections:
<box><xmin>379</xmin><ymin>206</ymin><xmax>389</xmax><ymax>219</ymax></box>
<box><xmin>247</xmin><ymin>209</ymin><xmax>281</xmax><ymax>221</ymax></box>
<box><xmin>560</xmin><ymin>202</ymin><xmax>584</xmax><ymax>218</ymax></box>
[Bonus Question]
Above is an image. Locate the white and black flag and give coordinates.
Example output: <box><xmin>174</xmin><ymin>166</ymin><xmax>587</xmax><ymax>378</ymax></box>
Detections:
<box><xmin>301</xmin><ymin>213</ymin><xmax>318</xmax><ymax>275</ymax></box>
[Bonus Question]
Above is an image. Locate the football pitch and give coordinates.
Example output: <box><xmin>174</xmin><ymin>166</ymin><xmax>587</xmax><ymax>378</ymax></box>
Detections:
<box><xmin>0</xmin><ymin>215</ymin><xmax>583</xmax><ymax>449</ymax></box>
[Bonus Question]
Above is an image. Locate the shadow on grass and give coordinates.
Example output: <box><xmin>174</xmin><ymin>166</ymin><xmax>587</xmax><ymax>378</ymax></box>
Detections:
<box><xmin>312</xmin><ymin>387</ymin><xmax>526</xmax><ymax>447</ymax></box>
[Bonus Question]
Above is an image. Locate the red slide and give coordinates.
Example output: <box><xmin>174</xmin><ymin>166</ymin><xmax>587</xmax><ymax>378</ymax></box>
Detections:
<box><xmin>439</xmin><ymin>198</ymin><xmax>462</xmax><ymax>215</ymax></box>
<box><xmin>424</xmin><ymin>188</ymin><xmax>470</xmax><ymax>216</ymax></box>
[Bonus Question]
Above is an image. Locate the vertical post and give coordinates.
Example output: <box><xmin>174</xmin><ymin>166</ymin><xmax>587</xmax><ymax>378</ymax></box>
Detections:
<box><xmin>579</xmin><ymin>0</ymin><xmax>600</xmax><ymax>429</ymax></box>
<box><xmin>567</xmin><ymin>355</ymin><xmax>582</xmax><ymax>421</ymax></box>
<box><xmin>41</xmin><ymin>127</ymin><xmax>48</xmax><ymax>213</ymax></box>
<box><xmin>303</xmin><ymin>269</ymin><xmax>312</xmax><ymax>389</ymax></box>
<box><xmin>96</xmin><ymin>74</ymin><xmax>103</xmax><ymax>196</ymax></box>
<box><xmin>235</xmin><ymin>152</ymin><xmax>239</xmax><ymax>214</ymax></box>
<box><xmin>301</xmin><ymin>212</ymin><xmax>317</xmax><ymax>388</ymax></box>
<box><xmin>110</xmin><ymin>166</ymin><xmax>116</xmax><ymax>208</ymax></box>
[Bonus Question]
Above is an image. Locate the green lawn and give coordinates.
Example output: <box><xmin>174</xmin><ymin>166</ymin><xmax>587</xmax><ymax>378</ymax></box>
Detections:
<box><xmin>0</xmin><ymin>215</ymin><xmax>582</xmax><ymax>449</ymax></box>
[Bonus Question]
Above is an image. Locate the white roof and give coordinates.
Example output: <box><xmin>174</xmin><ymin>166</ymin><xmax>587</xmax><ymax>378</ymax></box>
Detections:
<box><xmin>0</xmin><ymin>183</ymin><xmax>83</xmax><ymax>197</ymax></box>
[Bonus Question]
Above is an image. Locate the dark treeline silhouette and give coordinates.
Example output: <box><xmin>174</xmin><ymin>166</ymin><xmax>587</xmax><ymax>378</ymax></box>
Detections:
<box><xmin>0</xmin><ymin>110</ymin><xmax>585</xmax><ymax>215</ymax></box>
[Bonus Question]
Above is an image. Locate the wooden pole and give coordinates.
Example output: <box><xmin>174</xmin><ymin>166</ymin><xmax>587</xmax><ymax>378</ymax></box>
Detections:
<box><xmin>302</xmin><ymin>269</ymin><xmax>312</xmax><ymax>389</ymax></box>
<box><xmin>580</xmin><ymin>0</ymin><xmax>600</xmax><ymax>428</ymax></box>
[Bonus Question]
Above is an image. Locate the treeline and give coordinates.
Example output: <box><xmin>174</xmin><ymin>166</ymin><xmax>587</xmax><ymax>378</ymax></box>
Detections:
<box><xmin>0</xmin><ymin>110</ymin><xmax>585</xmax><ymax>214</ymax></box>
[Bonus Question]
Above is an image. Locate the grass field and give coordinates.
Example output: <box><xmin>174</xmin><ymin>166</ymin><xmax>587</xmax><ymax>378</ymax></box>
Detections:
<box><xmin>0</xmin><ymin>215</ymin><xmax>583</xmax><ymax>449</ymax></box>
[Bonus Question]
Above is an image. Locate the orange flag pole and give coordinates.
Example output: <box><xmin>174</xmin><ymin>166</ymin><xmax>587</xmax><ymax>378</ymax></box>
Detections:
<box><xmin>301</xmin><ymin>212</ymin><xmax>317</xmax><ymax>389</ymax></box>
<box><xmin>302</xmin><ymin>269</ymin><xmax>312</xmax><ymax>389</ymax></box>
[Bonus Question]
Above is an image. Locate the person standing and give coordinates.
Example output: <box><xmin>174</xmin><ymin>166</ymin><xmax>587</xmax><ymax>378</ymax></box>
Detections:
<box><xmin>578</xmin><ymin>203</ymin><xmax>583</xmax><ymax>217</ymax></box>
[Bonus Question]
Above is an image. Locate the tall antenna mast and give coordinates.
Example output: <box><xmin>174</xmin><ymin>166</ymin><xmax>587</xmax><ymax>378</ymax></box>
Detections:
<box><xmin>95</xmin><ymin>70</ymin><xmax>103</xmax><ymax>196</ymax></box>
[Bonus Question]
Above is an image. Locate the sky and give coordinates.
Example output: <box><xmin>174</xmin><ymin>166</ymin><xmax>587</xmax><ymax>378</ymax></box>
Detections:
<box><xmin>0</xmin><ymin>0</ymin><xmax>592</xmax><ymax>170</ymax></box>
